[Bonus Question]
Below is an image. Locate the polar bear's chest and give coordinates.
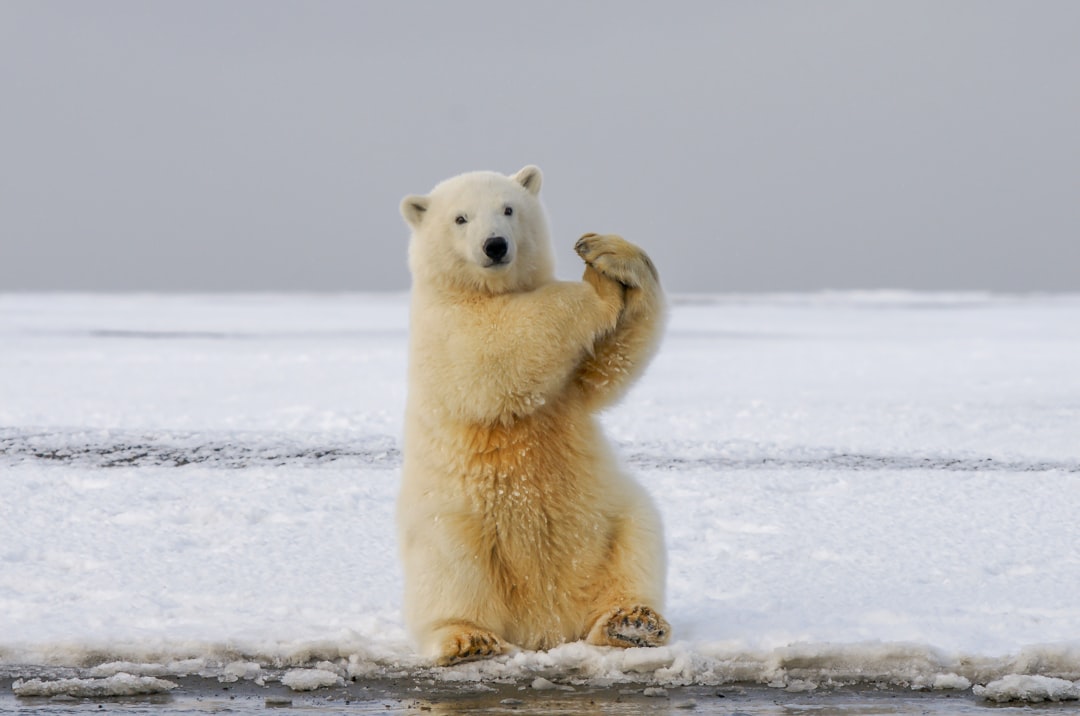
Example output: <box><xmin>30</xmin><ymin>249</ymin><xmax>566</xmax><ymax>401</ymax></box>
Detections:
<box><xmin>451</xmin><ymin>417</ymin><xmax>597</xmax><ymax>544</ymax></box>
<box><xmin>457</xmin><ymin>417</ymin><xmax>574</xmax><ymax>497</ymax></box>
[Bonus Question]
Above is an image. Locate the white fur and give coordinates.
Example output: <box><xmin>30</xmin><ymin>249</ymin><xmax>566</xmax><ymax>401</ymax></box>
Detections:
<box><xmin>402</xmin><ymin>166</ymin><xmax>552</xmax><ymax>297</ymax></box>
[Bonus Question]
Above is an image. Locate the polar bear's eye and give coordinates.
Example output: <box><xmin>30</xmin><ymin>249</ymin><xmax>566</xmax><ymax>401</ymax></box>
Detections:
<box><xmin>504</xmin><ymin>206</ymin><xmax>513</xmax><ymax>216</ymax></box>
<box><xmin>455</xmin><ymin>215</ymin><xmax>467</xmax><ymax>225</ymax></box>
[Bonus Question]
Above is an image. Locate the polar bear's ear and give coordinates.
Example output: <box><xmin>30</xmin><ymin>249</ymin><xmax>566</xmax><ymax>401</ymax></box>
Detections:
<box><xmin>400</xmin><ymin>195</ymin><xmax>430</xmax><ymax>229</ymax></box>
<box><xmin>512</xmin><ymin>165</ymin><xmax>542</xmax><ymax>196</ymax></box>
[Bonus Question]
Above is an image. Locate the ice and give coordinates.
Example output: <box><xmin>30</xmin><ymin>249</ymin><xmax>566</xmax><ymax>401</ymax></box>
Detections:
<box><xmin>974</xmin><ymin>674</ymin><xmax>1080</xmax><ymax>703</ymax></box>
<box><xmin>280</xmin><ymin>668</ymin><xmax>345</xmax><ymax>691</ymax></box>
<box><xmin>221</xmin><ymin>660</ymin><xmax>264</xmax><ymax>683</ymax></box>
<box><xmin>2</xmin><ymin>292</ymin><xmax>1080</xmax><ymax>695</ymax></box>
<box><xmin>11</xmin><ymin>673</ymin><xmax>177</xmax><ymax>697</ymax></box>
<box><xmin>924</xmin><ymin>673</ymin><xmax>972</xmax><ymax>691</ymax></box>
<box><xmin>622</xmin><ymin>646</ymin><xmax>675</xmax><ymax>673</ymax></box>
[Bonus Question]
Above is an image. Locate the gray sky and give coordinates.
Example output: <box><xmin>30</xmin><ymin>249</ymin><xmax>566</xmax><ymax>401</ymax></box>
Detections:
<box><xmin>2</xmin><ymin>1</ymin><xmax>1078</xmax><ymax>293</ymax></box>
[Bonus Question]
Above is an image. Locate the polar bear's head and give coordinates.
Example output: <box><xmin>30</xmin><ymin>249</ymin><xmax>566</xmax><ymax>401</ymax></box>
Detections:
<box><xmin>401</xmin><ymin>165</ymin><xmax>554</xmax><ymax>294</ymax></box>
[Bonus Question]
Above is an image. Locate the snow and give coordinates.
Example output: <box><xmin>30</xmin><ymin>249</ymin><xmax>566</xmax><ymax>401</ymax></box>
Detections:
<box><xmin>2</xmin><ymin>292</ymin><xmax>1080</xmax><ymax>699</ymax></box>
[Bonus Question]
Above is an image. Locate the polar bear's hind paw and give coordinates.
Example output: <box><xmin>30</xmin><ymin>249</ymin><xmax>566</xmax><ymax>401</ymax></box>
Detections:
<box><xmin>434</xmin><ymin>624</ymin><xmax>505</xmax><ymax>666</ymax></box>
<box><xmin>589</xmin><ymin>605</ymin><xmax>671</xmax><ymax>648</ymax></box>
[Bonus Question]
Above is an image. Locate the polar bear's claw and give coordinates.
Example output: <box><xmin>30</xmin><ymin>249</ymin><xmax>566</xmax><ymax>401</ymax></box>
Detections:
<box><xmin>574</xmin><ymin>232</ymin><xmax>600</xmax><ymax>256</ymax></box>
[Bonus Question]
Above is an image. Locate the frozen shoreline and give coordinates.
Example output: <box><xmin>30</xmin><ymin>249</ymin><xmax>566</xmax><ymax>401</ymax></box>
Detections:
<box><xmin>2</xmin><ymin>293</ymin><xmax>1079</xmax><ymax>703</ymax></box>
<box><xmin>3</xmin><ymin>673</ymin><xmax>1080</xmax><ymax>713</ymax></box>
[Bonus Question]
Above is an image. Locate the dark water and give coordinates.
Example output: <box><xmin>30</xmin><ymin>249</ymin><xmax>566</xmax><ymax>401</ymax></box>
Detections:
<box><xmin>1</xmin><ymin>678</ymin><xmax>1073</xmax><ymax>715</ymax></box>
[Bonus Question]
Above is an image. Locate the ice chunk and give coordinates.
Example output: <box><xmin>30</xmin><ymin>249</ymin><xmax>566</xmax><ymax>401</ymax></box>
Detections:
<box><xmin>931</xmin><ymin>673</ymin><xmax>972</xmax><ymax>691</ymax></box>
<box><xmin>12</xmin><ymin>673</ymin><xmax>177</xmax><ymax>697</ymax></box>
<box><xmin>221</xmin><ymin>660</ymin><xmax>263</xmax><ymax>683</ymax></box>
<box><xmin>974</xmin><ymin>675</ymin><xmax>1080</xmax><ymax>703</ymax></box>
<box><xmin>280</xmin><ymin>668</ymin><xmax>344</xmax><ymax>691</ymax></box>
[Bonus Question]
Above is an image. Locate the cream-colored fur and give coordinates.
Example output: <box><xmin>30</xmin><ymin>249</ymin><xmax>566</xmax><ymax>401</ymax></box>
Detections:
<box><xmin>398</xmin><ymin>165</ymin><xmax>669</xmax><ymax>665</ymax></box>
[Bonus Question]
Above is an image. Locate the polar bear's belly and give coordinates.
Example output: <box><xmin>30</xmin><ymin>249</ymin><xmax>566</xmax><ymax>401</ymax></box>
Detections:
<box><xmin>439</xmin><ymin>412</ymin><xmax>611</xmax><ymax>646</ymax></box>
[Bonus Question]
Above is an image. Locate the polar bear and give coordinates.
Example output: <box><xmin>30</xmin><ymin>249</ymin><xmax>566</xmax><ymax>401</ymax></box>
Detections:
<box><xmin>397</xmin><ymin>165</ymin><xmax>669</xmax><ymax>665</ymax></box>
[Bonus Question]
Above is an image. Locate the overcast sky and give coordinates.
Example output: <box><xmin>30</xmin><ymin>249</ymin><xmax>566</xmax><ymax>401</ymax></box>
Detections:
<box><xmin>2</xmin><ymin>1</ymin><xmax>1078</xmax><ymax>293</ymax></box>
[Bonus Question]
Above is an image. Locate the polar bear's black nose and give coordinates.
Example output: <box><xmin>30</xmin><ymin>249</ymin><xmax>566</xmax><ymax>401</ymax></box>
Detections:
<box><xmin>483</xmin><ymin>237</ymin><xmax>509</xmax><ymax>262</ymax></box>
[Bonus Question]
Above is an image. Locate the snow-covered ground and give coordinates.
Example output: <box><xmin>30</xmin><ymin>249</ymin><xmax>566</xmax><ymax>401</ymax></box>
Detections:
<box><xmin>2</xmin><ymin>292</ymin><xmax>1079</xmax><ymax>702</ymax></box>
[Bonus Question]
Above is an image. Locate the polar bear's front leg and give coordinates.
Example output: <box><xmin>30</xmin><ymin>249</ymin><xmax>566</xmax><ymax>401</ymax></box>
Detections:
<box><xmin>573</xmin><ymin>233</ymin><xmax>666</xmax><ymax>409</ymax></box>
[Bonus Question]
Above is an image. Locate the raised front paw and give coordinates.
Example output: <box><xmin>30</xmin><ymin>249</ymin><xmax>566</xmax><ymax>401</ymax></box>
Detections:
<box><xmin>575</xmin><ymin>233</ymin><xmax>659</xmax><ymax>289</ymax></box>
<box><xmin>433</xmin><ymin>623</ymin><xmax>505</xmax><ymax>666</ymax></box>
<box><xmin>587</xmin><ymin>605</ymin><xmax>671</xmax><ymax>648</ymax></box>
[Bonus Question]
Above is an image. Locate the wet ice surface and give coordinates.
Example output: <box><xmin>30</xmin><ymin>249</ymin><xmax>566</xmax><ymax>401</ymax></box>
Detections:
<box><xmin>2</xmin><ymin>292</ymin><xmax>1080</xmax><ymax>705</ymax></box>
<box><xmin>4</xmin><ymin>679</ymin><xmax>1077</xmax><ymax>715</ymax></box>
